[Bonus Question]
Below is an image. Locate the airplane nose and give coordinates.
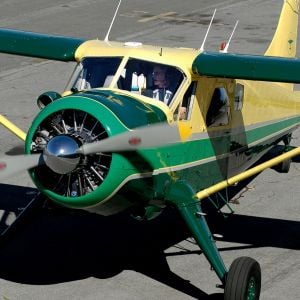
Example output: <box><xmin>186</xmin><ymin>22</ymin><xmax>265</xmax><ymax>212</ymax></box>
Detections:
<box><xmin>28</xmin><ymin>105</ymin><xmax>113</xmax><ymax>201</ymax></box>
<box><xmin>44</xmin><ymin>135</ymin><xmax>80</xmax><ymax>174</ymax></box>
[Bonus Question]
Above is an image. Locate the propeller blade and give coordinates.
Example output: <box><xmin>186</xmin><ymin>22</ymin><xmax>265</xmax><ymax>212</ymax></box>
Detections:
<box><xmin>78</xmin><ymin>122</ymin><xmax>191</xmax><ymax>155</ymax></box>
<box><xmin>0</xmin><ymin>153</ymin><xmax>44</xmax><ymax>180</ymax></box>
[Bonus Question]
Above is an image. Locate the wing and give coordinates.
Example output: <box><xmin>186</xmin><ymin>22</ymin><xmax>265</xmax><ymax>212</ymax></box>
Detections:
<box><xmin>0</xmin><ymin>28</ymin><xmax>86</xmax><ymax>61</ymax></box>
<box><xmin>193</xmin><ymin>51</ymin><xmax>300</xmax><ymax>84</ymax></box>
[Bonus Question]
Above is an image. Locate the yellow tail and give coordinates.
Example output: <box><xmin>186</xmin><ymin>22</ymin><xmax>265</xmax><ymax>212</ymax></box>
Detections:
<box><xmin>265</xmin><ymin>0</ymin><xmax>299</xmax><ymax>58</ymax></box>
<box><xmin>265</xmin><ymin>0</ymin><xmax>299</xmax><ymax>89</ymax></box>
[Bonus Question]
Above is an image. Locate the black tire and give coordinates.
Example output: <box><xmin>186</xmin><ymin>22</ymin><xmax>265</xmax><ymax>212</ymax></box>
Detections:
<box><xmin>224</xmin><ymin>256</ymin><xmax>261</xmax><ymax>300</ymax></box>
<box><xmin>274</xmin><ymin>158</ymin><xmax>291</xmax><ymax>173</ymax></box>
<box><xmin>283</xmin><ymin>134</ymin><xmax>292</xmax><ymax>146</ymax></box>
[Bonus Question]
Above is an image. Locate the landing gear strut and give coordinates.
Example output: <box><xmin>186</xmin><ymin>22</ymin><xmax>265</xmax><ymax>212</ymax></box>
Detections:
<box><xmin>167</xmin><ymin>181</ymin><xmax>262</xmax><ymax>300</ymax></box>
<box><xmin>274</xmin><ymin>134</ymin><xmax>293</xmax><ymax>173</ymax></box>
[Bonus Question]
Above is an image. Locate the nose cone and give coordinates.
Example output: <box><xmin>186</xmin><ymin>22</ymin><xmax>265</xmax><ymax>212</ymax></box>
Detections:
<box><xmin>46</xmin><ymin>135</ymin><xmax>79</xmax><ymax>157</ymax></box>
<box><xmin>44</xmin><ymin>135</ymin><xmax>80</xmax><ymax>174</ymax></box>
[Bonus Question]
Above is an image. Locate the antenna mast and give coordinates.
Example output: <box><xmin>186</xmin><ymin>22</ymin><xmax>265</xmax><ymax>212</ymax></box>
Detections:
<box><xmin>104</xmin><ymin>0</ymin><xmax>122</xmax><ymax>42</ymax></box>
<box><xmin>220</xmin><ymin>20</ymin><xmax>239</xmax><ymax>53</ymax></box>
<box><xmin>199</xmin><ymin>9</ymin><xmax>216</xmax><ymax>51</ymax></box>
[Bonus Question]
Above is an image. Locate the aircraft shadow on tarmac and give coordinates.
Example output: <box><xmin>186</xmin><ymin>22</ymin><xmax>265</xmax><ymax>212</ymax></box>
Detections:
<box><xmin>0</xmin><ymin>179</ymin><xmax>299</xmax><ymax>300</ymax></box>
<box><xmin>0</xmin><ymin>145</ymin><xmax>299</xmax><ymax>299</ymax></box>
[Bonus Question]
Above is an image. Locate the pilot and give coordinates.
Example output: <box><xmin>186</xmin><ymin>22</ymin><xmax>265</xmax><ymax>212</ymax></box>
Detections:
<box><xmin>143</xmin><ymin>65</ymin><xmax>173</xmax><ymax>105</ymax></box>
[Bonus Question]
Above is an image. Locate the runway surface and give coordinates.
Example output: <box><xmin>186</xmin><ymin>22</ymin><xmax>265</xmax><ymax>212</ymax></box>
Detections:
<box><xmin>0</xmin><ymin>0</ymin><xmax>299</xmax><ymax>299</ymax></box>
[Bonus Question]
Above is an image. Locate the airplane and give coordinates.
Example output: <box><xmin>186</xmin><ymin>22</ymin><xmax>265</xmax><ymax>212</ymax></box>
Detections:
<box><xmin>0</xmin><ymin>0</ymin><xmax>300</xmax><ymax>299</ymax></box>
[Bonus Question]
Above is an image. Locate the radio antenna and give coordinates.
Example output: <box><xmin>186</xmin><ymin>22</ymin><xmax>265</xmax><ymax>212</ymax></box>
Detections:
<box><xmin>104</xmin><ymin>0</ymin><xmax>122</xmax><ymax>42</ymax></box>
<box><xmin>199</xmin><ymin>9</ymin><xmax>216</xmax><ymax>51</ymax></box>
<box><xmin>219</xmin><ymin>20</ymin><xmax>239</xmax><ymax>53</ymax></box>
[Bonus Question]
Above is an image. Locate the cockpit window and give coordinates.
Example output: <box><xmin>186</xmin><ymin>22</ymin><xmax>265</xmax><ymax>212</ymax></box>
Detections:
<box><xmin>65</xmin><ymin>57</ymin><xmax>184</xmax><ymax>106</ymax></box>
<box><xmin>118</xmin><ymin>58</ymin><xmax>184</xmax><ymax>105</ymax></box>
<box><xmin>65</xmin><ymin>57</ymin><xmax>122</xmax><ymax>91</ymax></box>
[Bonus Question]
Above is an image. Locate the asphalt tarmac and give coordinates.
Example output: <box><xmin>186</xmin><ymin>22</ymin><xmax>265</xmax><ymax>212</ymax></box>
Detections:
<box><xmin>0</xmin><ymin>0</ymin><xmax>299</xmax><ymax>299</ymax></box>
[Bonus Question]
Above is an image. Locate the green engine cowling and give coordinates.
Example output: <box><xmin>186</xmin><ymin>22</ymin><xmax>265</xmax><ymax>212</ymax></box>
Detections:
<box><xmin>25</xmin><ymin>90</ymin><xmax>167</xmax><ymax>210</ymax></box>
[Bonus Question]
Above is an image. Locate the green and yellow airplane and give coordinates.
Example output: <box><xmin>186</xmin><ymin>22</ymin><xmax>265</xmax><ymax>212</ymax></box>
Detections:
<box><xmin>0</xmin><ymin>0</ymin><xmax>300</xmax><ymax>299</ymax></box>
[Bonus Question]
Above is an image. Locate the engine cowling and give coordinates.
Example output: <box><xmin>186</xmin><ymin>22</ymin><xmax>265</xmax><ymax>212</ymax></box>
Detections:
<box><xmin>25</xmin><ymin>90</ymin><xmax>167</xmax><ymax>209</ymax></box>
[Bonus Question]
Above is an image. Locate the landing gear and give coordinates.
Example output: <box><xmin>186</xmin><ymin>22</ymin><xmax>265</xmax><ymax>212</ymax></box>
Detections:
<box><xmin>224</xmin><ymin>256</ymin><xmax>261</xmax><ymax>300</ymax></box>
<box><xmin>274</xmin><ymin>157</ymin><xmax>291</xmax><ymax>173</ymax></box>
<box><xmin>273</xmin><ymin>134</ymin><xmax>293</xmax><ymax>173</ymax></box>
<box><xmin>167</xmin><ymin>181</ymin><xmax>261</xmax><ymax>300</ymax></box>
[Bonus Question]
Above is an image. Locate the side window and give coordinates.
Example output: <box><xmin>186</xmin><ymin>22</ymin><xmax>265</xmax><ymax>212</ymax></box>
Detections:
<box><xmin>175</xmin><ymin>81</ymin><xmax>197</xmax><ymax>120</ymax></box>
<box><xmin>234</xmin><ymin>83</ymin><xmax>244</xmax><ymax>111</ymax></box>
<box><xmin>206</xmin><ymin>87</ymin><xmax>230</xmax><ymax>127</ymax></box>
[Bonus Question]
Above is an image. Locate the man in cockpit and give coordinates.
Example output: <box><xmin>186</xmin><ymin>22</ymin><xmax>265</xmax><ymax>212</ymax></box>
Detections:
<box><xmin>143</xmin><ymin>65</ymin><xmax>173</xmax><ymax>105</ymax></box>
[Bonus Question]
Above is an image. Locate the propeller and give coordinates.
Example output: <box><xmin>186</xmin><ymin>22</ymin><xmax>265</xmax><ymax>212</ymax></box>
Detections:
<box><xmin>0</xmin><ymin>153</ymin><xmax>44</xmax><ymax>180</ymax></box>
<box><xmin>0</xmin><ymin>122</ymin><xmax>191</xmax><ymax>180</ymax></box>
<box><xmin>77</xmin><ymin>122</ymin><xmax>190</xmax><ymax>155</ymax></box>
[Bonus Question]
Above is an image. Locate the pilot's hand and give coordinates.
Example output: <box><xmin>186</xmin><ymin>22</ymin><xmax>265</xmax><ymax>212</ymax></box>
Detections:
<box><xmin>179</xmin><ymin>107</ymin><xmax>187</xmax><ymax>120</ymax></box>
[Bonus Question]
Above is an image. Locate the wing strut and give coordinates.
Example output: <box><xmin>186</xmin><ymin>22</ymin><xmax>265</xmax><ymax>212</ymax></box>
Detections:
<box><xmin>0</xmin><ymin>114</ymin><xmax>26</xmax><ymax>141</ymax></box>
<box><xmin>196</xmin><ymin>146</ymin><xmax>300</xmax><ymax>201</ymax></box>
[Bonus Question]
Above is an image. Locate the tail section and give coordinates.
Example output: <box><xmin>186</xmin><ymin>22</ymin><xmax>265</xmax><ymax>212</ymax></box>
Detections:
<box><xmin>265</xmin><ymin>0</ymin><xmax>299</xmax><ymax>89</ymax></box>
<box><xmin>265</xmin><ymin>0</ymin><xmax>299</xmax><ymax>58</ymax></box>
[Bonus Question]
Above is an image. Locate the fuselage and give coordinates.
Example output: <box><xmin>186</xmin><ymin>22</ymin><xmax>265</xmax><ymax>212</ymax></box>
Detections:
<box><xmin>25</xmin><ymin>41</ymin><xmax>300</xmax><ymax>214</ymax></box>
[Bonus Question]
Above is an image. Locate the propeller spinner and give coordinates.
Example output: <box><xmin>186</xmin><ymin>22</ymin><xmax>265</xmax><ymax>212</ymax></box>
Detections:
<box><xmin>44</xmin><ymin>135</ymin><xmax>80</xmax><ymax>174</ymax></box>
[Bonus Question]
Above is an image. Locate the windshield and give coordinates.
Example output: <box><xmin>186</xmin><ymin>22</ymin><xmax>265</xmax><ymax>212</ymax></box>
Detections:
<box><xmin>65</xmin><ymin>57</ymin><xmax>122</xmax><ymax>91</ymax></box>
<box><xmin>117</xmin><ymin>58</ymin><xmax>184</xmax><ymax>105</ymax></box>
<box><xmin>66</xmin><ymin>57</ymin><xmax>184</xmax><ymax>106</ymax></box>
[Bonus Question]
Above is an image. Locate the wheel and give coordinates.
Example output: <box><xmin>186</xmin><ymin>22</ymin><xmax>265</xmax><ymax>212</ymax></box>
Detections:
<box><xmin>224</xmin><ymin>256</ymin><xmax>261</xmax><ymax>300</ymax></box>
<box><xmin>274</xmin><ymin>158</ymin><xmax>291</xmax><ymax>173</ymax></box>
<box><xmin>282</xmin><ymin>134</ymin><xmax>292</xmax><ymax>146</ymax></box>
